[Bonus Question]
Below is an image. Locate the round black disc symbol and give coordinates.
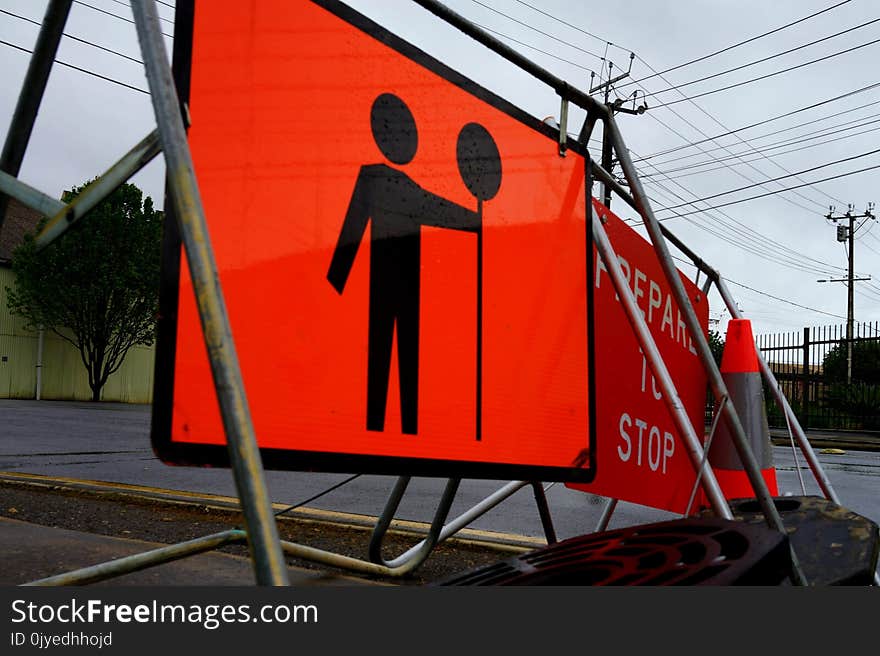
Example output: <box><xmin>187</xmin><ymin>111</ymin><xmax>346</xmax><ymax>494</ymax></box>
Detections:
<box><xmin>371</xmin><ymin>93</ymin><xmax>418</xmax><ymax>165</ymax></box>
<box><xmin>456</xmin><ymin>123</ymin><xmax>502</xmax><ymax>201</ymax></box>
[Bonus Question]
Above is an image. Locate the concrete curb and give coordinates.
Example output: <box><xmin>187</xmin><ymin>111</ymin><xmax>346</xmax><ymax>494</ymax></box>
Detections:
<box><xmin>0</xmin><ymin>471</ymin><xmax>543</xmax><ymax>554</ymax></box>
<box><xmin>769</xmin><ymin>430</ymin><xmax>880</xmax><ymax>452</ymax></box>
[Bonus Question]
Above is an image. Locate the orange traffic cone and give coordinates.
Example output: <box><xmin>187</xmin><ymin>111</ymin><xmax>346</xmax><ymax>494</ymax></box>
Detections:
<box><xmin>707</xmin><ymin>319</ymin><xmax>778</xmax><ymax>500</ymax></box>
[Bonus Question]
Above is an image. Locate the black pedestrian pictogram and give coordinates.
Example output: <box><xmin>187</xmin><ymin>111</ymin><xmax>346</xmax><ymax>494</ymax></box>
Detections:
<box><xmin>327</xmin><ymin>93</ymin><xmax>501</xmax><ymax>437</ymax></box>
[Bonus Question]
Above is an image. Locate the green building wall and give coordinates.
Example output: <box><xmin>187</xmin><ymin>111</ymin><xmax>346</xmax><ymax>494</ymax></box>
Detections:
<box><xmin>0</xmin><ymin>266</ymin><xmax>155</xmax><ymax>402</ymax></box>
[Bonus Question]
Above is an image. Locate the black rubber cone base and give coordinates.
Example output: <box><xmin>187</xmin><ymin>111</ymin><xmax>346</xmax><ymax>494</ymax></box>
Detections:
<box><xmin>438</xmin><ymin>517</ymin><xmax>791</xmax><ymax>586</ymax></box>
<box><xmin>707</xmin><ymin>496</ymin><xmax>879</xmax><ymax>586</ymax></box>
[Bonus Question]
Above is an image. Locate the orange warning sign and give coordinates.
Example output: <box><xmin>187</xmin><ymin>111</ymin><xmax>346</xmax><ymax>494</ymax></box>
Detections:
<box><xmin>152</xmin><ymin>0</ymin><xmax>595</xmax><ymax>482</ymax></box>
<box><xmin>568</xmin><ymin>201</ymin><xmax>709</xmax><ymax>511</ymax></box>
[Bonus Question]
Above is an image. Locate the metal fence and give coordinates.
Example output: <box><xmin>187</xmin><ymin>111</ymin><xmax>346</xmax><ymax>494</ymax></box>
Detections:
<box><xmin>755</xmin><ymin>322</ymin><xmax>880</xmax><ymax>432</ymax></box>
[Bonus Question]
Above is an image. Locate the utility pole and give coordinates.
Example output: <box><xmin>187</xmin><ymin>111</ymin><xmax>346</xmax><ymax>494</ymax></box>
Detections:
<box><xmin>819</xmin><ymin>203</ymin><xmax>875</xmax><ymax>383</ymax></box>
<box><xmin>589</xmin><ymin>53</ymin><xmax>646</xmax><ymax>210</ymax></box>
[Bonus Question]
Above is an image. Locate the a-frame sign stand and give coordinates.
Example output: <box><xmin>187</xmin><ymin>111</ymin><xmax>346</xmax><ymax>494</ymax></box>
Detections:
<box><xmin>0</xmin><ymin>0</ymin><xmax>865</xmax><ymax>586</ymax></box>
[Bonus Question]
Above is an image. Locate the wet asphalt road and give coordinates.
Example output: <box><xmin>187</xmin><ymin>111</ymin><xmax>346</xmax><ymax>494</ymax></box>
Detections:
<box><xmin>2</xmin><ymin>399</ymin><xmax>879</xmax><ymax>543</ymax></box>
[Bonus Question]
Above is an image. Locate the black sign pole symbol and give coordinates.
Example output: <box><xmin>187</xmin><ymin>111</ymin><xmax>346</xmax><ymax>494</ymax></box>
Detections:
<box><xmin>328</xmin><ymin>94</ymin><xmax>489</xmax><ymax>437</ymax></box>
<box><xmin>456</xmin><ymin>123</ymin><xmax>502</xmax><ymax>441</ymax></box>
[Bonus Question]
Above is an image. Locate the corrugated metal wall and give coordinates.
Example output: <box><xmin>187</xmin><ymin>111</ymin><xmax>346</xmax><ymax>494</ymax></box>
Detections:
<box><xmin>0</xmin><ymin>266</ymin><xmax>155</xmax><ymax>403</ymax></box>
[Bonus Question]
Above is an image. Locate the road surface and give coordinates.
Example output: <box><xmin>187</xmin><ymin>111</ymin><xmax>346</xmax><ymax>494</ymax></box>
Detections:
<box><xmin>2</xmin><ymin>399</ymin><xmax>878</xmax><ymax>542</ymax></box>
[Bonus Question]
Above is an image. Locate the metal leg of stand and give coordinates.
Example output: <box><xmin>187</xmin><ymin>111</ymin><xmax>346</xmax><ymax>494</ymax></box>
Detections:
<box><xmin>368</xmin><ymin>477</ymin><xmax>461</xmax><ymax>572</ymax></box>
<box><xmin>132</xmin><ymin>0</ymin><xmax>288</xmax><ymax>586</ymax></box>
<box><xmin>36</xmin><ymin>130</ymin><xmax>162</xmax><ymax>249</ymax></box>
<box><xmin>595</xmin><ymin>498</ymin><xmax>617</xmax><ymax>533</ymax></box>
<box><xmin>0</xmin><ymin>0</ymin><xmax>72</xmax><ymax>228</ymax></box>
<box><xmin>591</xmin><ymin>163</ymin><xmax>840</xmax><ymax>516</ymax></box>
<box><xmin>24</xmin><ymin>530</ymin><xmax>247</xmax><ymax>586</ymax></box>
<box><xmin>591</xmin><ymin>203</ymin><xmax>731</xmax><ymax>520</ymax></box>
<box><xmin>603</xmin><ymin>117</ymin><xmax>808</xmax><ymax>586</ymax></box>
<box><xmin>531</xmin><ymin>482</ymin><xmax>557</xmax><ymax>544</ymax></box>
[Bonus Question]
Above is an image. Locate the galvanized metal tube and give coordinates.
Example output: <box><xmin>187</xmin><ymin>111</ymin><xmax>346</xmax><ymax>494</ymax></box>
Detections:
<box><xmin>592</xmin><ymin>162</ymin><xmax>719</xmax><ymax>281</ymax></box>
<box><xmin>24</xmin><ymin>529</ymin><xmax>247</xmax><ymax>586</ymax></box>
<box><xmin>131</xmin><ymin>0</ymin><xmax>289</xmax><ymax>586</ymax></box>
<box><xmin>595</xmin><ymin>155</ymin><xmax>847</xmax><ymax>584</ymax></box>
<box><xmin>531</xmin><ymin>482</ymin><xmax>558</xmax><ymax>544</ymax></box>
<box><xmin>378</xmin><ymin>480</ymin><xmax>531</xmax><ymax>569</ymax></box>
<box><xmin>0</xmin><ymin>0</ymin><xmax>72</xmax><ymax>229</ymax></box>
<box><xmin>684</xmin><ymin>396</ymin><xmax>727</xmax><ymax>517</ymax></box>
<box><xmin>595</xmin><ymin>498</ymin><xmax>617</xmax><ymax>532</ymax></box>
<box><xmin>411</xmin><ymin>0</ymin><xmax>602</xmax><ymax>116</ymax></box>
<box><xmin>591</xmin><ymin>159</ymin><xmax>732</xmax><ymax>517</ymax></box>
<box><xmin>368</xmin><ymin>476</ymin><xmax>411</xmax><ymax>565</ymax></box>
<box><xmin>592</xmin><ymin>205</ymin><xmax>732</xmax><ymax>519</ymax></box>
<box><xmin>606</xmin><ymin>118</ymin><xmax>807</xmax><ymax>584</ymax></box>
<box><xmin>0</xmin><ymin>169</ymin><xmax>65</xmax><ymax>217</ymax></box>
<box><xmin>606</xmin><ymin>120</ymin><xmax>777</xmax><ymax>518</ymax></box>
<box><xmin>783</xmin><ymin>402</ymin><xmax>809</xmax><ymax>497</ymax></box>
<box><xmin>280</xmin><ymin>540</ymin><xmax>393</xmax><ymax>578</ymax></box>
<box><xmin>35</xmin><ymin>130</ymin><xmax>162</xmax><ymax>250</ymax></box>
<box><xmin>282</xmin><ymin>538</ymin><xmax>461</xmax><ymax>579</ymax></box>
<box><xmin>370</xmin><ymin>478</ymin><xmax>461</xmax><ymax>571</ymax></box>
<box><xmin>283</xmin><ymin>481</ymin><xmax>531</xmax><ymax>578</ymax></box>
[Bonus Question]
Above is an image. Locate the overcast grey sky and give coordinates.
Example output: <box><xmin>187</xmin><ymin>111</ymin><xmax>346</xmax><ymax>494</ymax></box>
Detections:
<box><xmin>2</xmin><ymin>0</ymin><xmax>879</xmax><ymax>338</ymax></box>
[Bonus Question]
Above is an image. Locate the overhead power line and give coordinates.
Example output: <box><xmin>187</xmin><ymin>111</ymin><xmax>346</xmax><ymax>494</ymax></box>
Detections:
<box><xmin>725</xmin><ymin>278</ymin><xmax>847</xmax><ymax>320</ymax></box>
<box><xmin>478</xmin><ymin>0</ymin><xmax>846</xmax><ymax>212</ymax></box>
<box><xmin>644</xmin><ymin>110</ymin><xmax>824</xmax><ymax>214</ymax></box>
<box><xmin>642</xmin><ymin>17</ymin><xmax>880</xmax><ymax>100</ymax></box>
<box><xmin>658</xmin><ymin>162</ymin><xmax>880</xmax><ymax>218</ymax></box>
<box><xmin>612</xmin><ymin>33</ymin><xmax>853</xmax><ymax>212</ymax></box>
<box><xmin>658</xmin><ymin>147</ymin><xmax>880</xmax><ymax>212</ymax></box>
<box><xmin>1</xmin><ymin>8</ymin><xmax>144</xmax><ymax>65</ymax></box>
<box><xmin>73</xmin><ymin>1</ymin><xmax>174</xmax><ymax>39</ymax></box>
<box><xmin>510</xmin><ymin>0</ymin><xmax>633</xmax><ymax>53</ymax></box>
<box><xmin>621</xmin><ymin>0</ymin><xmax>853</xmax><ymax>86</ymax></box>
<box><xmin>647</xmin><ymin>120</ymin><xmax>880</xmax><ymax>181</ymax></box>
<box><xmin>635</xmin><ymin>81</ymin><xmax>880</xmax><ymax>162</ymax></box>
<box><xmin>644</xmin><ymin>99</ymin><xmax>880</xmax><ymax>167</ymax></box>
<box><xmin>470</xmin><ymin>0</ymin><xmax>605</xmax><ymax>63</ymax></box>
<box><xmin>105</xmin><ymin>0</ymin><xmax>174</xmax><ymax>25</ymax></box>
<box><xmin>648</xmin><ymin>36</ymin><xmax>880</xmax><ymax>109</ymax></box>
<box><xmin>642</xmin><ymin>119</ymin><xmax>880</xmax><ymax>180</ymax></box>
<box><xmin>643</xmin><ymin>169</ymin><xmax>845</xmax><ymax>275</ymax></box>
<box><xmin>0</xmin><ymin>38</ymin><xmax>149</xmax><ymax>95</ymax></box>
<box><xmin>474</xmin><ymin>22</ymin><xmax>594</xmax><ymax>72</ymax></box>
<box><xmin>629</xmin><ymin>139</ymin><xmax>846</xmax><ymax>275</ymax></box>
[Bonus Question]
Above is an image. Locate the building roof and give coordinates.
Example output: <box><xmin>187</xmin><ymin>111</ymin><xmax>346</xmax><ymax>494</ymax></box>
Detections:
<box><xmin>0</xmin><ymin>198</ymin><xmax>44</xmax><ymax>264</ymax></box>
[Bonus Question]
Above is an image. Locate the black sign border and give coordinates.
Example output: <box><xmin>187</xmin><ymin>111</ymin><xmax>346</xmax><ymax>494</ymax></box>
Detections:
<box><xmin>150</xmin><ymin>0</ymin><xmax>597</xmax><ymax>484</ymax></box>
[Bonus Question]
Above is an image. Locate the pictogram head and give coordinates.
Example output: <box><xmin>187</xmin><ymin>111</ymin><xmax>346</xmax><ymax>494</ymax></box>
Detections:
<box><xmin>370</xmin><ymin>93</ymin><xmax>418</xmax><ymax>165</ymax></box>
